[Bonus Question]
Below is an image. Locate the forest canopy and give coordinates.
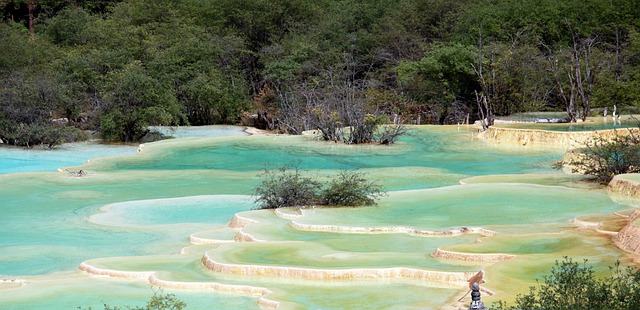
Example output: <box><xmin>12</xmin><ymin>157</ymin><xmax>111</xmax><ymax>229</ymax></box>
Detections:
<box><xmin>2</xmin><ymin>0</ymin><xmax>640</xmax><ymax>146</ymax></box>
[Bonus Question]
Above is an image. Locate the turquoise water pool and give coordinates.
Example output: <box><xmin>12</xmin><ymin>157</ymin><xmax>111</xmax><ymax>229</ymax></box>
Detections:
<box><xmin>0</xmin><ymin>126</ymin><xmax>248</xmax><ymax>174</ymax></box>
<box><xmin>0</xmin><ymin>125</ymin><xmax>636</xmax><ymax>309</ymax></box>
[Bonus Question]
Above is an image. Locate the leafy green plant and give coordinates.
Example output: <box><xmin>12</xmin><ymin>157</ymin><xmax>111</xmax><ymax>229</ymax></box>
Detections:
<box><xmin>254</xmin><ymin>162</ymin><xmax>322</xmax><ymax>209</ymax></box>
<box><xmin>79</xmin><ymin>289</ymin><xmax>186</xmax><ymax>310</ymax></box>
<box><xmin>322</xmin><ymin>170</ymin><xmax>386</xmax><ymax>206</ymax></box>
<box><xmin>255</xmin><ymin>163</ymin><xmax>385</xmax><ymax>209</ymax></box>
<box><xmin>494</xmin><ymin>257</ymin><xmax>640</xmax><ymax>310</ymax></box>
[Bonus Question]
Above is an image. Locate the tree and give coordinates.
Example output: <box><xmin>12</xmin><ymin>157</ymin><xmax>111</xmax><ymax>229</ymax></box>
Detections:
<box><xmin>472</xmin><ymin>30</ymin><xmax>495</xmax><ymax>130</ymax></box>
<box><xmin>0</xmin><ymin>70</ymin><xmax>84</xmax><ymax>147</ymax></box>
<box><xmin>495</xmin><ymin>257</ymin><xmax>640</xmax><ymax>310</ymax></box>
<box><xmin>98</xmin><ymin>61</ymin><xmax>184</xmax><ymax>142</ymax></box>
<box><xmin>269</xmin><ymin>51</ymin><xmax>405</xmax><ymax>144</ymax></box>
<box><xmin>397</xmin><ymin>43</ymin><xmax>478</xmax><ymax>125</ymax></box>
<box><xmin>44</xmin><ymin>6</ymin><xmax>94</xmax><ymax>46</ymax></box>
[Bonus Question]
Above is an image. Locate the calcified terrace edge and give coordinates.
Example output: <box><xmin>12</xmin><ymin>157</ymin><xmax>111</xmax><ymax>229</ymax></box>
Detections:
<box><xmin>201</xmin><ymin>251</ymin><xmax>482</xmax><ymax>283</ymax></box>
<box><xmin>575</xmin><ymin>174</ymin><xmax>640</xmax><ymax>255</ymax></box>
<box><xmin>479</xmin><ymin>126</ymin><xmax>640</xmax><ymax>149</ymax></box>
<box><xmin>231</xmin><ymin>210</ymin><xmax>500</xmax><ymax>288</ymax></box>
<box><xmin>273</xmin><ymin>207</ymin><xmax>498</xmax><ymax>237</ymax></box>
<box><xmin>78</xmin><ymin>262</ymin><xmax>279</xmax><ymax>309</ymax></box>
<box><xmin>431</xmin><ymin>248</ymin><xmax>516</xmax><ymax>263</ymax></box>
<box><xmin>78</xmin><ymin>207</ymin><xmax>501</xmax><ymax>309</ymax></box>
<box><xmin>572</xmin><ymin>217</ymin><xmax>624</xmax><ymax>236</ymax></box>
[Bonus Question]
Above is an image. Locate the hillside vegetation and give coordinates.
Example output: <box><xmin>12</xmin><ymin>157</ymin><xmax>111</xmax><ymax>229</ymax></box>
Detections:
<box><xmin>2</xmin><ymin>0</ymin><xmax>640</xmax><ymax>146</ymax></box>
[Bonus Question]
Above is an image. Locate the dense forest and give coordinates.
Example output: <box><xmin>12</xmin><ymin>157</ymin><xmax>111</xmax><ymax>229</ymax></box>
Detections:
<box><xmin>1</xmin><ymin>0</ymin><xmax>639</xmax><ymax>146</ymax></box>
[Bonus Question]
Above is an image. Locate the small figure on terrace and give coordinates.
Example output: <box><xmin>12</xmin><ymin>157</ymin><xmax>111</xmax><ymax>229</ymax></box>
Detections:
<box><xmin>469</xmin><ymin>282</ymin><xmax>488</xmax><ymax>310</ymax></box>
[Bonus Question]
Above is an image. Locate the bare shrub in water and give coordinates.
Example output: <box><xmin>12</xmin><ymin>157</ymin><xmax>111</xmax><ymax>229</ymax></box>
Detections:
<box><xmin>377</xmin><ymin>123</ymin><xmax>409</xmax><ymax>145</ymax></box>
<box><xmin>494</xmin><ymin>257</ymin><xmax>640</xmax><ymax>310</ymax></box>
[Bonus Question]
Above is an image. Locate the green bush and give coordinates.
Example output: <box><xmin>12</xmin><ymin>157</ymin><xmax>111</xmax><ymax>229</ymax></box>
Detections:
<box><xmin>494</xmin><ymin>257</ymin><xmax>640</xmax><ymax>310</ymax></box>
<box><xmin>79</xmin><ymin>290</ymin><xmax>186</xmax><ymax>310</ymax></box>
<box><xmin>322</xmin><ymin>170</ymin><xmax>385</xmax><ymax>206</ymax></box>
<box><xmin>254</xmin><ymin>162</ymin><xmax>322</xmax><ymax>209</ymax></box>
<box><xmin>255</xmin><ymin>164</ymin><xmax>385</xmax><ymax>209</ymax></box>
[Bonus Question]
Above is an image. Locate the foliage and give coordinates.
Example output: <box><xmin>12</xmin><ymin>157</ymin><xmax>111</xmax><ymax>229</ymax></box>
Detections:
<box><xmin>2</xmin><ymin>0</ymin><xmax>640</xmax><ymax>144</ymax></box>
<box><xmin>322</xmin><ymin>170</ymin><xmax>386</xmax><ymax>207</ymax></box>
<box><xmin>255</xmin><ymin>163</ymin><xmax>384</xmax><ymax>209</ymax></box>
<box><xmin>79</xmin><ymin>289</ymin><xmax>186</xmax><ymax>310</ymax></box>
<box><xmin>564</xmin><ymin>130</ymin><xmax>640</xmax><ymax>183</ymax></box>
<box><xmin>494</xmin><ymin>257</ymin><xmax>640</xmax><ymax>310</ymax></box>
<box><xmin>44</xmin><ymin>7</ymin><xmax>95</xmax><ymax>46</ymax></box>
<box><xmin>99</xmin><ymin>61</ymin><xmax>183</xmax><ymax>142</ymax></box>
<box><xmin>397</xmin><ymin>43</ymin><xmax>478</xmax><ymax>124</ymax></box>
<box><xmin>254</xmin><ymin>162</ymin><xmax>322</xmax><ymax>209</ymax></box>
<box><xmin>0</xmin><ymin>69</ymin><xmax>84</xmax><ymax>147</ymax></box>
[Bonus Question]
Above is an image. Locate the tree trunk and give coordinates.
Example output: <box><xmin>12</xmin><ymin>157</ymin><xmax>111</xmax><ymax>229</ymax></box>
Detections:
<box><xmin>28</xmin><ymin>0</ymin><xmax>36</xmax><ymax>40</ymax></box>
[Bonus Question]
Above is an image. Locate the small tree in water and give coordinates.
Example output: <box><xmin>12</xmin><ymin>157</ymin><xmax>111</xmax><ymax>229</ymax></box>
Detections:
<box><xmin>322</xmin><ymin>170</ymin><xmax>386</xmax><ymax>206</ymax></box>
<box><xmin>254</xmin><ymin>162</ymin><xmax>322</xmax><ymax>209</ymax></box>
<box><xmin>255</xmin><ymin>163</ymin><xmax>385</xmax><ymax>209</ymax></box>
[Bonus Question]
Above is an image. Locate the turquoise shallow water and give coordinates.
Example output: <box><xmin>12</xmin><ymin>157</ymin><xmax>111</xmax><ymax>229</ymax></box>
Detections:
<box><xmin>0</xmin><ymin>125</ymin><xmax>637</xmax><ymax>309</ymax></box>
<box><xmin>0</xmin><ymin>126</ymin><xmax>248</xmax><ymax>174</ymax></box>
<box><xmin>107</xmin><ymin>127</ymin><xmax>560</xmax><ymax>177</ymax></box>
<box><xmin>298</xmin><ymin>184</ymin><xmax>627</xmax><ymax>229</ymax></box>
<box><xmin>0</xmin><ymin>142</ymin><xmax>136</xmax><ymax>174</ymax></box>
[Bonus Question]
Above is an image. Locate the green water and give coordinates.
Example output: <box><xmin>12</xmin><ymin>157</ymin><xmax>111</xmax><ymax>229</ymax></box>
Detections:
<box><xmin>0</xmin><ymin>125</ymin><xmax>637</xmax><ymax>309</ymax></box>
<box><xmin>298</xmin><ymin>184</ymin><xmax>625</xmax><ymax>229</ymax></box>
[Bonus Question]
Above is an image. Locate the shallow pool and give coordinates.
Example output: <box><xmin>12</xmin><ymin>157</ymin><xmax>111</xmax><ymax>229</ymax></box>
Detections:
<box><xmin>0</xmin><ymin>125</ymin><xmax>636</xmax><ymax>309</ymax></box>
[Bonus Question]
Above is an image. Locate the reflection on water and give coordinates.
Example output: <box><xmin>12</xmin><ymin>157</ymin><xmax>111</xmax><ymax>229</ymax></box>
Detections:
<box><xmin>0</xmin><ymin>125</ymin><xmax>637</xmax><ymax>309</ymax></box>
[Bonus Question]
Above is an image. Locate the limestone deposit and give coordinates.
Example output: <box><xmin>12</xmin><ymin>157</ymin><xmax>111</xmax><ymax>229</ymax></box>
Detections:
<box><xmin>289</xmin><ymin>220</ymin><xmax>496</xmax><ymax>237</ymax></box>
<box><xmin>201</xmin><ymin>251</ymin><xmax>477</xmax><ymax>283</ymax></box>
<box><xmin>609</xmin><ymin>174</ymin><xmax>640</xmax><ymax>197</ymax></box>
<box><xmin>479</xmin><ymin>126</ymin><xmax>639</xmax><ymax>149</ymax></box>
<box><xmin>432</xmin><ymin>248</ymin><xmax>516</xmax><ymax>263</ymax></box>
<box><xmin>79</xmin><ymin>261</ymin><xmax>279</xmax><ymax>308</ymax></box>
<box><xmin>606</xmin><ymin>175</ymin><xmax>640</xmax><ymax>255</ymax></box>
<box><xmin>613</xmin><ymin>210</ymin><xmax>640</xmax><ymax>255</ymax></box>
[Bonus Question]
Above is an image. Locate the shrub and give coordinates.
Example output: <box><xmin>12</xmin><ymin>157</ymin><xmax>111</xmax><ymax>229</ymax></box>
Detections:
<box><xmin>79</xmin><ymin>290</ymin><xmax>186</xmax><ymax>310</ymax></box>
<box><xmin>255</xmin><ymin>164</ymin><xmax>385</xmax><ymax>209</ymax></box>
<box><xmin>322</xmin><ymin>170</ymin><xmax>386</xmax><ymax>206</ymax></box>
<box><xmin>494</xmin><ymin>257</ymin><xmax>640</xmax><ymax>310</ymax></box>
<box><xmin>254</xmin><ymin>162</ymin><xmax>322</xmax><ymax>209</ymax></box>
<box><xmin>377</xmin><ymin>123</ymin><xmax>409</xmax><ymax>145</ymax></box>
<box><xmin>565</xmin><ymin>130</ymin><xmax>640</xmax><ymax>183</ymax></box>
